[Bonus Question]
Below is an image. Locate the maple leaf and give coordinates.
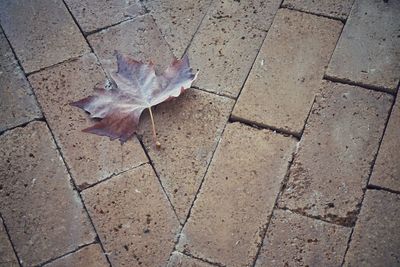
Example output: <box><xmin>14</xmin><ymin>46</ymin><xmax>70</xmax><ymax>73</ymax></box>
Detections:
<box><xmin>71</xmin><ymin>52</ymin><xmax>198</xmax><ymax>144</ymax></box>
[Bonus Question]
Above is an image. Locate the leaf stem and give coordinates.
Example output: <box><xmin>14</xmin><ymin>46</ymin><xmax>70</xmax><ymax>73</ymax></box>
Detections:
<box><xmin>148</xmin><ymin>107</ymin><xmax>161</xmax><ymax>148</ymax></box>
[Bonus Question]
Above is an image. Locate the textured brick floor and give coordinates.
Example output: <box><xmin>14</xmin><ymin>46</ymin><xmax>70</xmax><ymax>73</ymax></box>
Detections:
<box><xmin>0</xmin><ymin>0</ymin><xmax>399</xmax><ymax>266</ymax></box>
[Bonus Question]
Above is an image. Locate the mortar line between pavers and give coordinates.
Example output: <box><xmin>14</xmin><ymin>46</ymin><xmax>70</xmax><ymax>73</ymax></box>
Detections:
<box><xmin>279</xmin><ymin>6</ymin><xmax>347</xmax><ymax>22</ymax></box>
<box><xmin>192</xmin><ymin>86</ymin><xmax>236</xmax><ymax>100</ymax></box>
<box><xmin>366</xmin><ymin>184</ymin><xmax>400</xmax><ymax>195</ymax></box>
<box><xmin>229</xmin><ymin>116</ymin><xmax>301</xmax><ymax>140</ymax></box>
<box><xmin>278</xmin><ymin>207</ymin><xmax>354</xmax><ymax>228</ymax></box>
<box><xmin>181</xmin><ymin>251</ymin><xmax>226</xmax><ymax>267</ymax></box>
<box><xmin>180</xmin><ymin>0</ymin><xmax>215</xmax><ymax>59</ymax></box>
<box><xmin>78</xmin><ymin>162</ymin><xmax>149</xmax><ymax>192</ymax></box>
<box><xmin>36</xmin><ymin>242</ymin><xmax>99</xmax><ymax>267</ymax></box>
<box><xmin>83</xmin><ymin>12</ymin><xmax>150</xmax><ymax>37</ymax></box>
<box><xmin>137</xmin><ymin>139</ymin><xmax>181</xmax><ymax>224</ymax></box>
<box><xmin>249</xmin><ymin>141</ymin><xmax>297</xmax><ymax>267</ymax></box>
<box><xmin>323</xmin><ymin>74</ymin><xmax>397</xmax><ymax>95</ymax></box>
<box><xmin>0</xmin><ymin>213</ymin><xmax>23</xmax><ymax>267</ymax></box>
<box><xmin>0</xmin><ymin>117</ymin><xmax>45</xmax><ymax>136</ymax></box>
<box><xmin>339</xmin><ymin>85</ymin><xmax>398</xmax><ymax>267</ymax></box>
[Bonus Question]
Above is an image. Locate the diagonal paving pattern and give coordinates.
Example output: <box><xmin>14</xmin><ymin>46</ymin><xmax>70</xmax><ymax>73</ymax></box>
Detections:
<box><xmin>0</xmin><ymin>0</ymin><xmax>399</xmax><ymax>266</ymax></box>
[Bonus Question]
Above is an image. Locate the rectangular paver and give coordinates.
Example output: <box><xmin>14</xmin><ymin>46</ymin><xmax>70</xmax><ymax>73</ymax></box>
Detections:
<box><xmin>44</xmin><ymin>244</ymin><xmax>109</xmax><ymax>267</ymax></box>
<box><xmin>82</xmin><ymin>164</ymin><xmax>180</xmax><ymax>267</ymax></box>
<box><xmin>255</xmin><ymin>209</ymin><xmax>351</xmax><ymax>266</ymax></box>
<box><xmin>282</xmin><ymin>0</ymin><xmax>354</xmax><ymax>20</ymax></box>
<box><xmin>0</xmin><ymin>218</ymin><xmax>18</xmax><ymax>267</ymax></box>
<box><xmin>0</xmin><ymin>122</ymin><xmax>96</xmax><ymax>266</ymax></box>
<box><xmin>65</xmin><ymin>0</ymin><xmax>145</xmax><ymax>34</ymax></box>
<box><xmin>28</xmin><ymin>53</ymin><xmax>147</xmax><ymax>189</ymax></box>
<box><xmin>187</xmin><ymin>0</ymin><xmax>281</xmax><ymax>97</ymax></box>
<box><xmin>232</xmin><ymin>9</ymin><xmax>342</xmax><ymax>136</ymax></box>
<box><xmin>278</xmin><ymin>81</ymin><xmax>392</xmax><ymax>226</ymax></box>
<box><xmin>326</xmin><ymin>0</ymin><xmax>400</xmax><ymax>92</ymax></box>
<box><xmin>344</xmin><ymin>190</ymin><xmax>400</xmax><ymax>266</ymax></box>
<box><xmin>177</xmin><ymin>123</ymin><xmax>296</xmax><ymax>266</ymax></box>
<box><xmin>138</xmin><ymin>89</ymin><xmax>234</xmax><ymax>223</ymax></box>
<box><xmin>0</xmin><ymin>0</ymin><xmax>89</xmax><ymax>73</ymax></box>
<box><xmin>168</xmin><ymin>251</ymin><xmax>214</xmax><ymax>267</ymax></box>
<box><xmin>0</xmin><ymin>28</ymin><xmax>41</xmax><ymax>132</ymax></box>
<box><xmin>88</xmin><ymin>15</ymin><xmax>174</xmax><ymax>73</ymax></box>
<box><xmin>370</xmin><ymin>96</ymin><xmax>400</xmax><ymax>192</ymax></box>
<box><xmin>143</xmin><ymin>0</ymin><xmax>212</xmax><ymax>57</ymax></box>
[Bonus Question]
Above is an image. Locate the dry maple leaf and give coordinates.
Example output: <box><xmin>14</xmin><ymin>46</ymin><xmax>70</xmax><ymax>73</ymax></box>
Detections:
<box><xmin>71</xmin><ymin>52</ymin><xmax>198</xmax><ymax>144</ymax></box>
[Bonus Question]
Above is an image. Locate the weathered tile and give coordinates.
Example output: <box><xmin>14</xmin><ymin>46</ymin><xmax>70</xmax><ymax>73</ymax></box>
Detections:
<box><xmin>44</xmin><ymin>244</ymin><xmax>109</xmax><ymax>267</ymax></box>
<box><xmin>370</xmin><ymin>97</ymin><xmax>400</xmax><ymax>192</ymax></box>
<box><xmin>64</xmin><ymin>0</ymin><xmax>145</xmax><ymax>34</ymax></box>
<box><xmin>282</xmin><ymin>0</ymin><xmax>354</xmax><ymax>20</ymax></box>
<box><xmin>0</xmin><ymin>29</ymin><xmax>41</xmax><ymax>132</ymax></box>
<box><xmin>255</xmin><ymin>210</ymin><xmax>351</xmax><ymax>266</ymax></box>
<box><xmin>142</xmin><ymin>0</ymin><xmax>212</xmax><ymax>57</ymax></box>
<box><xmin>88</xmin><ymin>15</ymin><xmax>174</xmax><ymax>73</ymax></box>
<box><xmin>187</xmin><ymin>0</ymin><xmax>281</xmax><ymax>97</ymax></box>
<box><xmin>138</xmin><ymin>89</ymin><xmax>234</xmax><ymax>223</ymax></box>
<box><xmin>344</xmin><ymin>190</ymin><xmax>400</xmax><ymax>266</ymax></box>
<box><xmin>82</xmin><ymin>164</ymin><xmax>179</xmax><ymax>267</ymax></box>
<box><xmin>0</xmin><ymin>122</ymin><xmax>95</xmax><ymax>266</ymax></box>
<box><xmin>326</xmin><ymin>0</ymin><xmax>400</xmax><ymax>92</ymax></box>
<box><xmin>177</xmin><ymin>123</ymin><xmax>296</xmax><ymax>266</ymax></box>
<box><xmin>28</xmin><ymin>54</ymin><xmax>147</xmax><ymax>189</ymax></box>
<box><xmin>232</xmin><ymin>9</ymin><xmax>342</xmax><ymax>136</ymax></box>
<box><xmin>0</xmin><ymin>218</ymin><xmax>19</xmax><ymax>267</ymax></box>
<box><xmin>278</xmin><ymin>81</ymin><xmax>392</xmax><ymax>226</ymax></box>
<box><xmin>0</xmin><ymin>0</ymin><xmax>89</xmax><ymax>73</ymax></box>
<box><xmin>168</xmin><ymin>251</ymin><xmax>214</xmax><ymax>267</ymax></box>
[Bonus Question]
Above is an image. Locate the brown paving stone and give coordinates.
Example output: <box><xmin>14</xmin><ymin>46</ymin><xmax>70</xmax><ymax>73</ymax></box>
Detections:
<box><xmin>0</xmin><ymin>29</ymin><xmax>41</xmax><ymax>132</ymax></box>
<box><xmin>344</xmin><ymin>190</ymin><xmax>400</xmax><ymax>266</ymax></box>
<box><xmin>87</xmin><ymin>15</ymin><xmax>174</xmax><ymax>73</ymax></box>
<box><xmin>370</xmin><ymin>97</ymin><xmax>400</xmax><ymax>192</ymax></box>
<box><xmin>28</xmin><ymin>54</ymin><xmax>147</xmax><ymax>189</ymax></box>
<box><xmin>278</xmin><ymin>81</ymin><xmax>392</xmax><ymax>226</ymax></box>
<box><xmin>282</xmin><ymin>0</ymin><xmax>354</xmax><ymax>20</ymax></box>
<box><xmin>138</xmin><ymin>89</ymin><xmax>234</xmax><ymax>223</ymax></box>
<box><xmin>82</xmin><ymin>164</ymin><xmax>180</xmax><ymax>267</ymax></box>
<box><xmin>64</xmin><ymin>0</ymin><xmax>145</xmax><ymax>34</ymax></box>
<box><xmin>0</xmin><ymin>122</ymin><xmax>95</xmax><ymax>266</ymax></box>
<box><xmin>44</xmin><ymin>244</ymin><xmax>109</xmax><ymax>267</ymax></box>
<box><xmin>0</xmin><ymin>0</ymin><xmax>89</xmax><ymax>73</ymax></box>
<box><xmin>168</xmin><ymin>251</ymin><xmax>214</xmax><ymax>267</ymax></box>
<box><xmin>326</xmin><ymin>0</ymin><xmax>400</xmax><ymax>92</ymax></box>
<box><xmin>0</xmin><ymin>218</ymin><xmax>18</xmax><ymax>267</ymax></box>
<box><xmin>143</xmin><ymin>0</ymin><xmax>212</xmax><ymax>57</ymax></box>
<box><xmin>232</xmin><ymin>9</ymin><xmax>342</xmax><ymax>136</ymax></box>
<box><xmin>187</xmin><ymin>0</ymin><xmax>281</xmax><ymax>98</ymax></box>
<box><xmin>177</xmin><ymin>123</ymin><xmax>296</xmax><ymax>267</ymax></box>
<box><xmin>255</xmin><ymin>209</ymin><xmax>351</xmax><ymax>266</ymax></box>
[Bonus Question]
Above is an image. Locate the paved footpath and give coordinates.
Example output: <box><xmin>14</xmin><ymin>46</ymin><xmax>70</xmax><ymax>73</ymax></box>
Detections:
<box><xmin>0</xmin><ymin>0</ymin><xmax>399</xmax><ymax>266</ymax></box>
